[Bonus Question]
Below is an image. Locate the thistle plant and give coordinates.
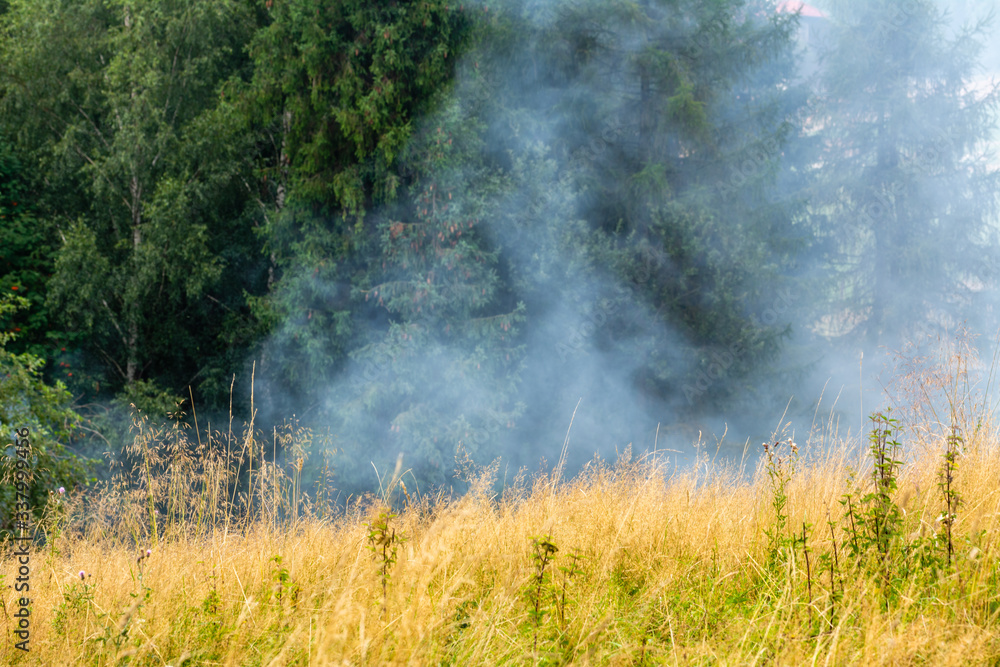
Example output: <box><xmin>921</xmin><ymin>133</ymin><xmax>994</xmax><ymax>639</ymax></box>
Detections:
<box><xmin>839</xmin><ymin>467</ymin><xmax>862</xmax><ymax>561</ymax></box>
<box><xmin>135</xmin><ymin>548</ymin><xmax>152</xmax><ymax>588</ymax></box>
<box><xmin>265</xmin><ymin>554</ymin><xmax>300</xmax><ymax>609</ymax></box>
<box><xmin>556</xmin><ymin>548</ymin><xmax>586</xmax><ymax>630</ymax></box>
<box><xmin>529</xmin><ymin>534</ymin><xmax>558</xmax><ymax>652</ymax></box>
<box><xmin>825</xmin><ymin>507</ymin><xmax>842</xmax><ymax>624</ymax></box>
<box><xmin>366</xmin><ymin>508</ymin><xmax>405</xmax><ymax>618</ymax></box>
<box><xmin>863</xmin><ymin>412</ymin><xmax>903</xmax><ymax>566</ymax></box>
<box><xmin>938</xmin><ymin>424</ymin><xmax>963</xmax><ymax>564</ymax></box>
<box><xmin>52</xmin><ymin>571</ymin><xmax>95</xmax><ymax>638</ymax></box>
<box><xmin>762</xmin><ymin>439</ymin><xmax>798</xmax><ymax>567</ymax></box>
<box><xmin>842</xmin><ymin>411</ymin><xmax>905</xmax><ymax>606</ymax></box>
<box><xmin>799</xmin><ymin>522</ymin><xmax>813</xmax><ymax>612</ymax></box>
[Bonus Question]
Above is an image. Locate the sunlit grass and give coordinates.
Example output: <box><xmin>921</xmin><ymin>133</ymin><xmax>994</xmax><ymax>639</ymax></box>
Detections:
<box><xmin>5</xmin><ymin>358</ymin><xmax>1000</xmax><ymax>664</ymax></box>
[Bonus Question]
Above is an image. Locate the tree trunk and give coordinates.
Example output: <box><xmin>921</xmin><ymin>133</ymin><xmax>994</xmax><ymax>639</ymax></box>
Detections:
<box><xmin>869</xmin><ymin>96</ymin><xmax>905</xmax><ymax>350</ymax></box>
<box><xmin>127</xmin><ymin>174</ymin><xmax>142</xmax><ymax>384</ymax></box>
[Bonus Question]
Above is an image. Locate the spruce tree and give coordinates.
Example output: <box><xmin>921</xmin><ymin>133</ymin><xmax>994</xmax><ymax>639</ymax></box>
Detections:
<box><xmin>481</xmin><ymin>0</ymin><xmax>808</xmax><ymax>447</ymax></box>
<box><xmin>810</xmin><ymin>0</ymin><xmax>1000</xmax><ymax>350</ymax></box>
<box><xmin>244</xmin><ymin>0</ymin><xmax>473</xmax><ymax>417</ymax></box>
<box><xmin>332</xmin><ymin>101</ymin><xmax>525</xmax><ymax>493</ymax></box>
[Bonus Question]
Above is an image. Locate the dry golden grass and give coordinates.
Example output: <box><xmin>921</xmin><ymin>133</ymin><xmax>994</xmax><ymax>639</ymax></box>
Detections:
<box><xmin>5</xmin><ymin>338</ymin><xmax>1000</xmax><ymax>665</ymax></box>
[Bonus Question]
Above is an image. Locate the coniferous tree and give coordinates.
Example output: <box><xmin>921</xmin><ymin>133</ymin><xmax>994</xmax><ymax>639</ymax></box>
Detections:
<box><xmin>332</xmin><ymin>101</ymin><xmax>526</xmax><ymax>493</ymax></box>
<box><xmin>327</xmin><ymin>0</ymin><xmax>810</xmax><ymax>475</ymax></box>
<box><xmin>243</xmin><ymin>0</ymin><xmax>473</xmax><ymax>418</ymax></box>
<box><xmin>809</xmin><ymin>0</ymin><xmax>1000</xmax><ymax>350</ymax></box>
<box><xmin>468</xmin><ymin>0</ymin><xmax>809</xmax><ymax>456</ymax></box>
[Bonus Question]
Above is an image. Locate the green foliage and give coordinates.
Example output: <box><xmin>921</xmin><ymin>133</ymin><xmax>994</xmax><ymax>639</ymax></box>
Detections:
<box><xmin>331</xmin><ymin>93</ymin><xmax>526</xmax><ymax>494</ymax></box>
<box><xmin>0</xmin><ymin>0</ymin><xmax>266</xmax><ymax>406</ymax></box>
<box><xmin>51</xmin><ymin>573</ymin><xmax>95</xmax><ymax>639</ymax></box>
<box><xmin>860</xmin><ymin>412</ymin><xmax>904</xmax><ymax>572</ymax></box>
<box><xmin>366</xmin><ymin>508</ymin><xmax>405</xmax><ymax>617</ymax></box>
<box><xmin>1</xmin><ymin>0</ymin><xmax>811</xmax><ymax>494</ymax></box>
<box><xmin>938</xmin><ymin>424</ymin><xmax>963</xmax><ymax>563</ymax></box>
<box><xmin>264</xmin><ymin>554</ymin><xmax>300</xmax><ymax>609</ymax></box>
<box><xmin>528</xmin><ymin>534</ymin><xmax>558</xmax><ymax>652</ymax></box>
<box><xmin>750</xmin><ymin>412</ymin><xmax>985</xmax><ymax>635</ymax></box>
<box><xmin>0</xmin><ymin>137</ymin><xmax>63</xmax><ymax>362</ymax></box>
<box><xmin>242</xmin><ymin>0</ymin><xmax>808</xmax><ymax>491</ymax></box>
<box><xmin>192</xmin><ymin>585</ymin><xmax>230</xmax><ymax>662</ymax></box>
<box><xmin>243</xmin><ymin>0</ymin><xmax>474</xmax><ymax>411</ymax></box>
<box><xmin>115</xmin><ymin>379</ymin><xmax>186</xmax><ymax>421</ymax></box>
<box><xmin>520</xmin><ymin>534</ymin><xmax>588</xmax><ymax>660</ymax></box>
<box><xmin>836</xmin><ymin>411</ymin><xmax>909</xmax><ymax>605</ymax></box>
<box><xmin>555</xmin><ymin>547</ymin><xmax>585</xmax><ymax>631</ymax></box>
<box><xmin>0</xmin><ymin>293</ymin><xmax>96</xmax><ymax>534</ymax></box>
<box><xmin>245</xmin><ymin>0</ymin><xmax>471</xmax><ymax>213</ymax></box>
<box><xmin>762</xmin><ymin>438</ymin><xmax>798</xmax><ymax>567</ymax></box>
<box><xmin>817</xmin><ymin>509</ymin><xmax>843</xmax><ymax>628</ymax></box>
<box><xmin>794</xmin><ymin>521</ymin><xmax>814</xmax><ymax>622</ymax></box>
<box><xmin>809</xmin><ymin>0</ymin><xmax>1000</xmax><ymax>348</ymax></box>
<box><xmin>537</xmin><ymin>0</ymin><xmax>806</xmax><ymax>411</ymax></box>
<box><xmin>3</xmin><ymin>0</ymin><xmax>994</xmax><ymax>510</ymax></box>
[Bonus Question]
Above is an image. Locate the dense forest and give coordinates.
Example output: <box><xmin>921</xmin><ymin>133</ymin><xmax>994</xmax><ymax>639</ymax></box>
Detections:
<box><xmin>1</xmin><ymin>0</ymin><xmax>998</xmax><ymax>503</ymax></box>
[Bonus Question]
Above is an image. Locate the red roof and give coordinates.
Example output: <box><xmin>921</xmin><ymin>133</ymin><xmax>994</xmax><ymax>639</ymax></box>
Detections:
<box><xmin>776</xmin><ymin>1</ymin><xmax>827</xmax><ymax>18</ymax></box>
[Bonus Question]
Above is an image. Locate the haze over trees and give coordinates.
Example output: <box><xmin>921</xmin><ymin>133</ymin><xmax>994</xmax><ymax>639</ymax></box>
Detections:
<box><xmin>1</xmin><ymin>0</ymin><xmax>998</xmax><ymax>499</ymax></box>
<box><xmin>808</xmin><ymin>0</ymin><xmax>1000</xmax><ymax>350</ymax></box>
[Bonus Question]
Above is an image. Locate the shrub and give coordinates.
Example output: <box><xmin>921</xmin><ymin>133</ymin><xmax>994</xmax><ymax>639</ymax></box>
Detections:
<box><xmin>0</xmin><ymin>293</ymin><xmax>97</xmax><ymax>535</ymax></box>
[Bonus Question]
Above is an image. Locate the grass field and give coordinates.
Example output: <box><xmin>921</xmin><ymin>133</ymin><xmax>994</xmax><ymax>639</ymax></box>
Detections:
<box><xmin>5</xmin><ymin>367</ymin><xmax>1000</xmax><ymax>665</ymax></box>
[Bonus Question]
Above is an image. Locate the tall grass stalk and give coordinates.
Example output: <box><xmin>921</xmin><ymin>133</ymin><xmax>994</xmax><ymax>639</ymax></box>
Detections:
<box><xmin>6</xmin><ymin>349</ymin><xmax>1000</xmax><ymax>664</ymax></box>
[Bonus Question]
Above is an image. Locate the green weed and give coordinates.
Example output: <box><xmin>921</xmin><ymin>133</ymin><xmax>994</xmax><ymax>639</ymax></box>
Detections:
<box><xmin>367</xmin><ymin>508</ymin><xmax>405</xmax><ymax>618</ymax></box>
